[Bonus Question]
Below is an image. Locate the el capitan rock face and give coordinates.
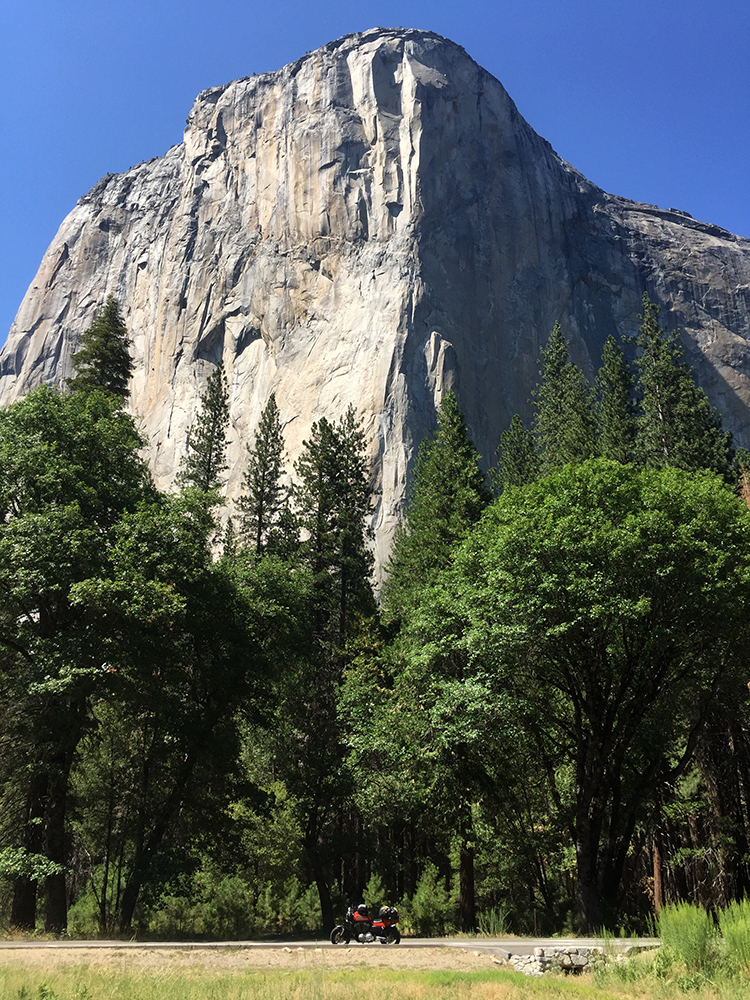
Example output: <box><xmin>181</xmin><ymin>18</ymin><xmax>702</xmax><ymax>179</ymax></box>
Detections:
<box><xmin>2</xmin><ymin>27</ymin><xmax>750</xmax><ymax>575</ymax></box>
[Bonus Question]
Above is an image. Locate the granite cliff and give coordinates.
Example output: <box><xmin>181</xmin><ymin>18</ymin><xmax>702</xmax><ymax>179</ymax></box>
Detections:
<box><xmin>2</xmin><ymin>27</ymin><xmax>749</xmax><ymax>575</ymax></box>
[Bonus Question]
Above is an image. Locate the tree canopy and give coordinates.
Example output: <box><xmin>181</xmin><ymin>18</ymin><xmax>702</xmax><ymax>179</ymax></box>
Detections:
<box><xmin>0</xmin><ymin>385</ymin><xmax>153</xmax><ymax>931</ymax></box>
<box><xmin>412</xmin><ymin>459</ymin><xmax>750</xmax><ymax>930</ymax></box>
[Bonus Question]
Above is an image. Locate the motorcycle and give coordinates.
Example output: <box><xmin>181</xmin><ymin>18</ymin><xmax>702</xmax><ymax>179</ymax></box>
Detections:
<box><xmin>330</xmin><ymin>904</ymin><xmax>401</xmax><ymax>945</ymax></box>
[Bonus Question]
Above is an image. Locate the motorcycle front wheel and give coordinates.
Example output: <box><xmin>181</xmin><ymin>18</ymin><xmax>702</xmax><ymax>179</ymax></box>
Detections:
<box><xmin>330</xmin><ymin>925</ymin><xmax>350</xmax><ymax>945</ymax></box>
<box><xmin>381</xmin><ymin>927</ymin><xmax>401</xmax><ymax>945</ymax></box>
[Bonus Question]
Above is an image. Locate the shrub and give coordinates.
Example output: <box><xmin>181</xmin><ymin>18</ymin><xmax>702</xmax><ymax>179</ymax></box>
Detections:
<box><xmin>719</xmin><ymin>898</ymin><xmax>750</xmax><ymax>972</ymax></box>
<box><xmin>657</xmin><ymin>902</ymin><xmax>716</xmax><ymax>972</ymax></box>
<box><xmin>363</xmin><ymin>872</ymin><xmax>387</xmax><ymax>915</ymax></box>
<box><xmin>202</xmin><ymin>876</ymin><xmax>254</xmax><ymax>938</ymax></box>
<box><xmin>406</xmin><ymin>862</ymin><xmax>455</xmax><ymax>936</ymax></box>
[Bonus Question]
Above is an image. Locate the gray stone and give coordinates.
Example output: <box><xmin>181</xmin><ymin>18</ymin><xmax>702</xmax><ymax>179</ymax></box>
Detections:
<box><xmin>2</xmin><ymin>26</ymin><xmax>750</xmax><ymax>581</ymax></box>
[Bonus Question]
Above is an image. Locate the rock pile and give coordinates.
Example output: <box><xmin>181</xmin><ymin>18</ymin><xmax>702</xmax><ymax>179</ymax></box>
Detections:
<box><xmin>509</xmin><ymin>945</ymin><xmax>603</xmax><ymax>976</ymax></box>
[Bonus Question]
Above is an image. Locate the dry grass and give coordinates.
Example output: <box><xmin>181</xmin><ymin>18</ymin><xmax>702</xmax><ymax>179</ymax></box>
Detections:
<box><xmin>0</xmin><ymin>946</ymin><xmax>624</xmax><ymax>1000</ymax></box>
<box><xmin>4</xmin><ymin>944</ymin><xmax>748</xmax><ymax>1000</ymax></box>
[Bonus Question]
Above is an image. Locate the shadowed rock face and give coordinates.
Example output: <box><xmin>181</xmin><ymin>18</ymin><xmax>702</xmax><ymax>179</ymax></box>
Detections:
<box><xmin>2</xmin><ymin>27</ymin><xmax>749</xmax><ymax>577</ymax></box>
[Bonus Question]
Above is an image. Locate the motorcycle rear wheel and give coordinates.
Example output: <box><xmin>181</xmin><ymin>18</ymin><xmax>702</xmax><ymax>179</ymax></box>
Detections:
<box><xmin>330</xmin><ymin>925</ymin><xmax>350</xmax><ymax>945</ymax></box>
<box><xmin>381</xmin><ymin>927</ymin><xmax>401</xmax><ymax>945</ymax></box>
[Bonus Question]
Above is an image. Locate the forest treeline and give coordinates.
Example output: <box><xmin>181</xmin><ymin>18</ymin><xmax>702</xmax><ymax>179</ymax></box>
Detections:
<box><xmin>1</xmin><ymin>293</ymin><xmax>750</xmax><ymax>938</ymax></box>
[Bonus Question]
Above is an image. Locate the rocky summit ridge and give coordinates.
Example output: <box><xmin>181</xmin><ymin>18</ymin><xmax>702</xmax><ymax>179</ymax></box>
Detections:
<box><xmin>2</xmin><ymin>26</ymin><xmax>750</xmax><ymax>576</ymax></box>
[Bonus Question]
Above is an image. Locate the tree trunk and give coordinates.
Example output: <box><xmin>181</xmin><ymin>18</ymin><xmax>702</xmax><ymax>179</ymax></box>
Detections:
<box><xmin>11</xmin><ymin>772</ymin><xmax>47</xmax><ymax>930</ymax></box>
<box><xmin>653</xmin><ymin>836</ymin><xmax>664</xmax><ymax>915</ymax></box>
<box><xmin>458</xmin><ymin>808</ymin><xmax>476</xmax><ymax>931</ymax></box>
<box><xmin>575</xmin><ymin>809</ymin><xmax>603</xmax><ymax>933</ymax></box>
<box><xmin>116</xmin><ymin>753</ymin><xmax>197</xmax><ymax>933</ymax></box>
<box><xmin>315</xmin><ymin>865</ymin><xmax>334</xmax><ymax>932</ymax></box>
<box><xmin>459</xmin><ymin>841</ymin><xmax>476</xmax><ymax>932</ymax></box>
<box><xmin>44</xmin><ymin>766</ymin><xmax>70</xmax><ymax>934</ymax></box>
<box><xmin>304</xmin><ymin>814</ymin><xmax>334</xmax><ymax>931</ymax></box>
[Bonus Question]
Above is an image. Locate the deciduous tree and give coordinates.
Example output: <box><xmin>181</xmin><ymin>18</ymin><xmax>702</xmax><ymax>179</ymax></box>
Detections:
<box><xmin>0</xmin><ymin>386</ymin><xmax>153</xmax><ymax>931</ymax></box>
<box><xmin>415</xmin><ymin>459</ymin><xmax>750</xmax><ymax>931</ymax></box>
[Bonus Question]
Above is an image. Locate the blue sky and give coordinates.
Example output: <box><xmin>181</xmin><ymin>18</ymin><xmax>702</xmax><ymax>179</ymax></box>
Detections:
<box><xmin>1</xmin><ymin>0</ymin><xmax>748</xmax><ymax>343</ymax></box>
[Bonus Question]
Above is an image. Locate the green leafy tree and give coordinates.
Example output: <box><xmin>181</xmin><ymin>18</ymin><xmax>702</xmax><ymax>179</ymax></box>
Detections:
<box><xmin>419</xmin><ymin>459</ymin><xmax>750</xmax><ymax>931</ymax></box>
<box><xmin>177</xmin><ymin>363</ymin><xmax>230</xmax><ymax>492</ymax></box>
<box><xmin>383</xmin><ymin>391</ymin><xmax>491</xmax><ymax>624</ymax></box>
<box><xmin>492</xmin><ymin>413</ymin><xmax>539</xmax><ymax>490</ymax></box>
<box><xmin>634</xmin><ymin>292</ymin><xmax>733</xmax><ymax>477</ymax></box>
<box><xmin>0</xmin><ymin>386</ymin><xmax>153</xmax><ymax>931</ymax></box>
<box><xmin>238</xmin><ymin>393</ymin><xmax>290</xmax><ymax>555</ymax></box>
<box><xmin>533</xmin><ymin>323</ymin><xmax>596</xmax><ymax>473</ymax></box>
<box><xmin>67</xmin><ymin>295</ymin><xmax>135</xmax><ymax>400</ymax></box>
<box><xmin>342</xmin><ymin>642</ymin><xmax>514</xmax><ymax>931</ymax></box>
<box><xmin>70</xmin><ymin>494</ymin><xmax>306</xmax><ymax>932</ymax></box>
<box><xmin>595</xmin><ymin>335</ymin><xmax>636</xmax><ymax>462</ymax></box>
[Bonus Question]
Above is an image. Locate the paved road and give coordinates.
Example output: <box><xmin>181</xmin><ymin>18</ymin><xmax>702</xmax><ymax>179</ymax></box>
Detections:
<box><xmin>0</xmin><ymin>936</ymin><xmax>659</xmax><ymax>957</ymax></box>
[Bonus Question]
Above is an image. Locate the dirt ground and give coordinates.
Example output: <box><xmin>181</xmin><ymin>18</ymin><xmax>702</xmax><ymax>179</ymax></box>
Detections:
<box><xmin>0</xmin><ymin>944</ymin><xmax>505</xmax><ymax>975</ymax></box>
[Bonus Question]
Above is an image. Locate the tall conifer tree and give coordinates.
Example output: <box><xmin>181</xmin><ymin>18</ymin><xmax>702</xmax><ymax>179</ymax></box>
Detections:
<box><xmin>177</xmin><ymin>363</ymin><xmax>230</xmax><ymax>492</ymax></box>
<box><xmin>533</xmin><ymin>323</ymin><xmax>595</xmax><ymax>473</ymax></box>
<box><xmin>238</xmin><ymin>393</ymin><xmax>290</xmax><ymax>555</ymax></box>
<box><xmin>291</xmin><ymin>406</ymin><xmax>375</xmax><ymax>930</ymax></box>
<box><xmin>493</xmin><ymin>413</ymin><xmax>539</xmax><ymax>490</ymax></box>
<box><xmin>67</xmin><ymin>295</ymin><xmax>135</xmax><ymax>400</ymax></box>
<box><xmin>383</xmin><ymin>390</ymin><xmax>491</xmax><ymax>622</ymax></box>
<box><xmin>595</xmin><ymin>335</ymin><xmax>636</xmax><ymax>463</ymax></box>
<box><xmin>294</xmin><ymin>405</ymin><xmax>374</xmax><ymax>652</ymax></box>
<box><xmin>634</xmin><ymin>293</ymin><xmax>733</xmax><ymax>477</ymax></box>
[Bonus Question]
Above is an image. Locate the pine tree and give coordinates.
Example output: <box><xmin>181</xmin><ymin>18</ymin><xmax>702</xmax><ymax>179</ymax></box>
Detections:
<box><xmin>238</xmin><ymin>393</ymin><xmax>289</xmax><ymax>555</ymax></box>
<box><xmin>284</xmin><ymin>407</ymin><xmax>375</xmax><ymax>932</ymax></box>
<box><xmin>634</xmin><ymin>293</ymin><xmax>733</xmax><ymax>477</ymax></box>
<box><xmin>67</xmin><ymin>295</ymin><xmax>135</xmax><ymax>400</ymax></box>
<box><xmin>383</xmin><ymin>390</ymin><xmax>491</xmax><ymax>622</ymax></box>
<box><xmin>294</xmin><ymin>405</ymin><xmax>375</xmax><ymax>653</ymax></box>
<box><xmin>222</xmin><ymin>516</ymin><xmax>239</xmax><ymax>558</ymax></box>
<box><xmin>176</xmin><ymin>363</ymin><xmax>230</xmax><ymax>492</ymax></box>
<box><xmin>533</xmin><ymin>323</ymin><xmax>596</xmax><ymax>473</ymax></box>
<box><xmin>595</xmin><ymin>335</ymin><xmax>636</xmax><ymax>463</ymax></box>
<box><xmin>493</xmin><ymin>413</ymin><xmax>539</xmax><ymax>490</ymax></box>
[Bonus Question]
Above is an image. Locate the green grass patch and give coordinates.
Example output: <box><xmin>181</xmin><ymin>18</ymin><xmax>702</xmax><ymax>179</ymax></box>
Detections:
<box><xmin>0</xmin><ymin>963</ymin><xmax>633</xmax><ymax>1000</ymax></box>
<box><xmin>2</xmin><ymin>953</ymin><xmax>749</xmax><ymax>1000</ymax></box>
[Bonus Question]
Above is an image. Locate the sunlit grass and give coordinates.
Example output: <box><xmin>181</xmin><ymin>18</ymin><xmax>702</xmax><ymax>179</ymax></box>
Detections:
<box><xmin>0</xmin><ymin>963</ymin><xmax>631</xmax><ymax>1000</ymax></box>
<box><xmin>2</xmin><ymin>951</ymin><xmax>749</xmax><ymax>1000</ymax></box>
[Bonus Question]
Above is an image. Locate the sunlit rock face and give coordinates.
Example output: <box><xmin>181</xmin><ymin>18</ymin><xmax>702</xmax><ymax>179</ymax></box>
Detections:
<box><xmin>2</xmin><ymin>27</ymin><xmax>749</xmax><ymax>577</ymax></box>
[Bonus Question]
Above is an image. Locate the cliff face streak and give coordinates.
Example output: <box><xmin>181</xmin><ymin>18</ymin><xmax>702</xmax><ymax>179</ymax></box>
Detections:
<box><xmin>2</xmin><ymin>28</ymin><xmax>749</xmax><ymax>576</ymax></box>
